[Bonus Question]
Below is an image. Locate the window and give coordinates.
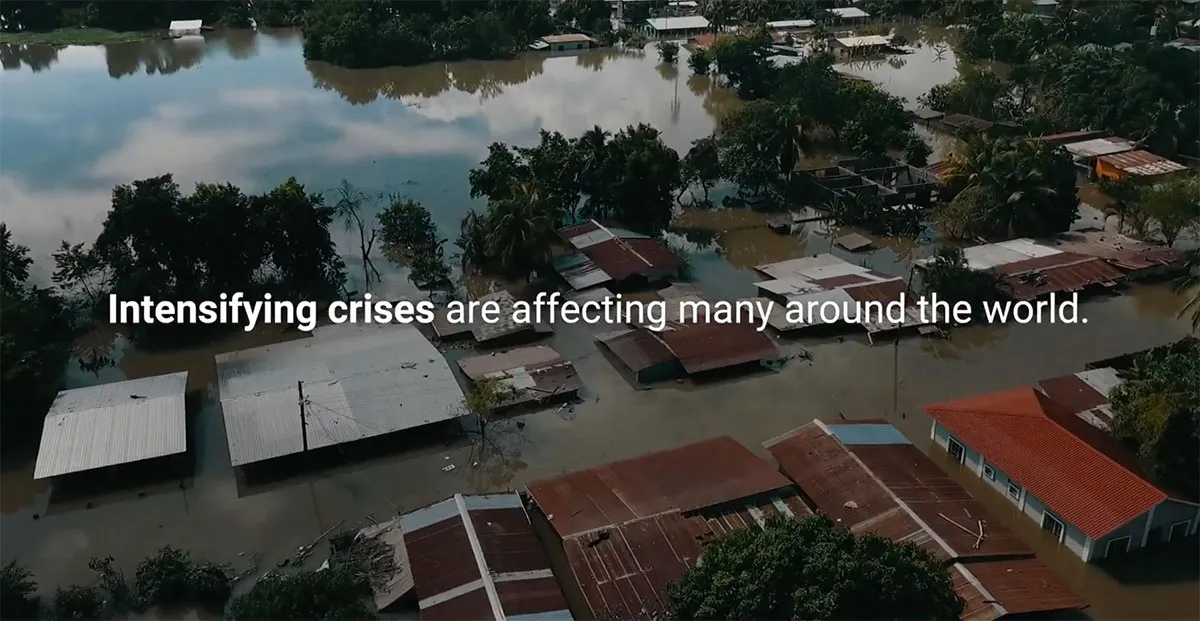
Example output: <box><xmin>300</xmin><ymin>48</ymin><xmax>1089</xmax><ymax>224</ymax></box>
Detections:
<box><xmin>1169</xmin><ymin>521</ymin><xmax>1191</xmax><ymax>541</ymax></box>
<box><xmin>1007</xmin><ymin>481</ymin><xmax>1022</xmax><ymax>501</ymax></box>
<box><xmin>1105</xmin><ymin>536</ymin><xmax>1132</xmax><ymax>557</ymax></box>
<box><xmin>1042</xmin><ymin>513</ymin><xmax>1065</xmax><ymax>541</ymax></box>
<box><xmin>948</xmin><ymin>438</ymin><xmax>965</xmax><ymax>463</ymax></box>
<box><xmin>982</xmin><ymin>465</ymin><xmax>996</xmax><ymax>481</ymax></box>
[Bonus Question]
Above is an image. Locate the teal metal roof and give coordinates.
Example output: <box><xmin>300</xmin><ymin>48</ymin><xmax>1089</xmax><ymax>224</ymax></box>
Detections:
<box><xmin>827</xmin><ymin>423</ymin><xmax>910</xmax><ymax>445</ymax></box>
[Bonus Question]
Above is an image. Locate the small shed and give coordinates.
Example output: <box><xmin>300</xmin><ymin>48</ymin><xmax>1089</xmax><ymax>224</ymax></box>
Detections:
<box><xmin>168</xmin><ymin>19</ymin><xmax>203</xmax><ymax>36</ymax></box>
<box><xmin>457</xmin><ymin>346</ymin><xmax>581</xmax><ymax>409</ymax></box>
<box><xmin>830</xmin><ymin>35</ymin><xmax>891</xmax><ymax>56</ymax></box>
<box><xmin>1095</xmin><ymin>150</ymin><xmax>1188</xmax><ymax>183</ymax></box>
<box><xmin>34</xmin><ymin>372</ymin><xmax>190</xmax><ymax>481</ymax></box>
<box><xmin>836</xmin><ymin>233</ymin><xmax>874</xmax><ymax>252</ymax></box>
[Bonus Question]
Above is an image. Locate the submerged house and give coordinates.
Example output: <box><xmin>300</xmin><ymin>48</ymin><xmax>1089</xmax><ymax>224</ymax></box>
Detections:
<box><xmin>916</xmin><ymin>238</ymin><xmax>1125</xmax><ymax>301</ymax></box>
<box><xmin>797</xmin><ymin>159</ymin><xmax>942</xmax><ymax>209</ymax></box>
<box><xmin>643</xmin><ymin>15</ymin><xmax>711</xmax><ymax>38</ymax></box>
<box><xmin>168</xmin><ymin>19</ymin><xmax>202</xmax><ymax>36</ymax></box>
<box><xmin>532</xmin><ymin>33</ymin><xmax>596</xmax><ymax>51</ymax></box>
<box><xmin>1095</xmin><ymin>150</ymin><xmax>1189</xmax><ymax>183</ymax></box>
<box><xmin>767</xmin><ymin>420</ymin><xmax>1086</xmax><ymax>620</ymax></box>
<box><xmin>554</xmin><ymin>220</ymin><xmax>684</xmax><ymax>291</ymax></box>
<box><xmin>926</xmin><ymin>387</ymin><xmax>1200</xmax><ymax>562</ymax></box>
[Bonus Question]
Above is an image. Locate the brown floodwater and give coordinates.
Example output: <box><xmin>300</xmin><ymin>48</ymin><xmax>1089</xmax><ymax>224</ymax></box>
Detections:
<box><xmin>1</xmin><ymin>29</ymin><xmax>1196</xmax><ymax>618</ymax></box>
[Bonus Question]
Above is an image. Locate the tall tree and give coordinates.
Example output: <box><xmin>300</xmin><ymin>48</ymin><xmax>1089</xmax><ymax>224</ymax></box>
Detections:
<box><xmin>667</xmin><ymin>515</ymin><xmax>965</xmax><ymax>620</ymax></box>
<box><xmin>1109</xmin><ymin>339</ymin><xmax>1200</xmax><ymax>498</ymax></box>
<box><xmin>681</xmin><ymin>136</ymin><xmax>722</xmax><ymax>204</ymax></box>
<box><xmin>332</xmin><ymin>180</ymin><xmax>382</xmax><ymax>293</ymax></box>
<box><xmin>944</xmin><ymin>136</ymin><xmax>1079</xmax><ymax>239</ymax></box>
<box><xmin>1137</xmin><ymin>176</ymin><xmax>1200</xmax><ymax>247</ymax></box>
<box><xmin>593</xmin><ymin>123</ymin><xmax>682</xmax><ymax>234</ymax></box>
<box><xmin>1</xmin><ymin>224</ymin><xmax>73</xmax><ymax>452</ymax></box>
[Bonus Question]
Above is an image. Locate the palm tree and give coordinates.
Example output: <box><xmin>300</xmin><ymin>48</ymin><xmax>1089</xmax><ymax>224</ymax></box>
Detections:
<box><xmin>1175</xmin><ymin>250</ymin><xmax>1200</xmax><ymax>332</ymax></box>
<box><xmin>946</xmin><ymin>137</ymin><xmax>1074</xmax><ymax>239</ymax></box>
<box><xmin>577</xmin><ymin>125</ymin><xmax>610</xmax><ymax>216</ymax></box>
<box><xmin>486</xmin><ymin>182</ymin><xmax>557</xmax><ymax>279</ymax></box>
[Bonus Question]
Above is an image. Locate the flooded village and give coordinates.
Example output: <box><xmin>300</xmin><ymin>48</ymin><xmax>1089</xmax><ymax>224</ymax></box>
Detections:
<box><xmin>1</xmin><ymin>1</ymin><xmax>1198</xmax><ymax>620</ymax></box>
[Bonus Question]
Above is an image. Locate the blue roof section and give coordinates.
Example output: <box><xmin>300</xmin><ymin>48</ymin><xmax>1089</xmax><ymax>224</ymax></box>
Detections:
<box><xmin>828</xmin><ymin>423</ymin><xmax>910</xmax><ymax>446</ymax></box>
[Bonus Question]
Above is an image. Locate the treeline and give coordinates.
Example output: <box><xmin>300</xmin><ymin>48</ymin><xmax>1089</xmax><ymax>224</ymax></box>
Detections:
<box><xmin>933</xmin><ymin>0</ymin><xmax>1200</xmax><ymax>158</ymax></box>
<box><xmin>0</xmin><ymin>1</ymin><xmax>256</xmax><ymax>32</ymax></box>
<box><xmin>300</xmin><ymin>0</ymin><xmax>554</xmax><ymax>69</ymax></box>
<box><xmin>1</xmin><ymin>545</ymin><xmax>379</xmax><ymax>620</ymax></box>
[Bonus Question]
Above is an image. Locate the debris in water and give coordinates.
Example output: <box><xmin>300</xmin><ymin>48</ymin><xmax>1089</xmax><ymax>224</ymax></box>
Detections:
<box><xmin>442</xmin><ymin>464</ymin><xmax>456</xmax><ymax>472</ymax></box>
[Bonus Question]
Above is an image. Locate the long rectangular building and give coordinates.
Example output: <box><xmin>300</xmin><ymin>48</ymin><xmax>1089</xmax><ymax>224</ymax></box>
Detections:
<box><xmin>766</xmin><ymin>420</ymin><xmax>1086</xmax><ymax>621</ymax></box>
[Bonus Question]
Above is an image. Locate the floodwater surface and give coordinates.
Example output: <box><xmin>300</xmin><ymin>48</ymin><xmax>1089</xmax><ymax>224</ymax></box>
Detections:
<box><xmin>1</xmin><ymin>29</ymin><xmax>1197</xmax><ymax>619</ymax></box>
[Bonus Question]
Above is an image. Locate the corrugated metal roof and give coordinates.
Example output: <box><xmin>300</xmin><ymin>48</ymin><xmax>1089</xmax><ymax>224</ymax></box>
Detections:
<box><xmin>1076</xmin><ymin>367</ymin><xmax>1121</xmax><ymax>397</ymax></box>
<box><xmin>459</xmin><ymin>347</ymin><xmax>580</xmax><ymax>408</ymax></box>
<box><xmin>542</xmin><ymin>33</ymin><xmax>593</xmax><ymax>44</ymax></box>
<box><xmin>34</xmin><ymin>372</ymin><xmax>189</xmax><ymax>479</ymax></box>
<box><xmin>1051</xmin><ymin>231</ymin><xmax>1183</xmax><ymax>272</ymax></box>
<box><xmin>557</xmin><ymin>221</ymin><xmax>600</xmax><ymax>243</ymax></box>
<box><xmin>471</xmin><ymin>290</ymin><xmax>540</xmax><ymax>344</ymax></box>
<box><xmin>401</xmin><ymin>493</ymin><xmax>572</xmax><ymax>621</ymax></box>
<box><xmin>998</xmin><ymin>253</ymin><xmax>1124</xmax><ymax>300</ymax></box>
<box><xmin>766</xmin><ymin>19</ymin><xmax>815</xmax><ymax>29</ymax></box>
<box><xmin>942</xmin><ymin>113</ymin><xmax>993</xmax><ymax>132</ymax></box>
<box><xmin>168</xmin><ymin>19</ymin><xmax>202</xmax><ymax>31</ymax></box>
<box><xmin>528</xmin><ymin>436</ymin><xmax>795</xmax><ymax>538</ymax></box>
<box><xmin>553</xmin><ymin>252</ymin><xmax>612</xmax><ymax>291</ymax></box>
<box><xmin>765</xmin><ymin>420</ymin><xmax>1085</xmax><ymax>619</ymax></box>
<box><xmin>1063</xmin><ymin>137</ymin><xmax>1135</xmax><ymax>159</ymax></box>
<box><xmin>833</xmin><ymin>35</ymin><xmax>891</xmax><ymax>47</ymax></box>
<box><xmin>561</xmin><ymin>492</ymin><xmax>810</xmax><ymax>620</ymax></box>
<box><xmin>216</xmin><ymin>324</ymin><xmax>465</xmax><ymax>467</ymax></box>
<box><xmin>1037</xmin><ymin>373</ymin><xmax>1108</xmax><ymax>415</ymax></box>
<box><xmin>595</xmin><ymin>328</ymin><xmax>676</xmax><ymax>373</ymax></box>
<box><xmin>957</xmin><ymin>239</ymin><xmax>1062</xmax><ymax>270</ymax></box>
<box><xmin>1033</xmin><ymin>129</ymin><xmax>1110</xmax><ymax>144</ymax></box>
<box><xmin>1099</xmin><ymin>150</ymin><xmax>1189</xmax><ymax>176</ymax></box>
<box><xmin>830</xmin><ymin>7</ymin><xmax>869</xmax><ymax>18</ymax></box>
<box><xmin>925</xmin><ymin>387</ymin><xmax>1168</xmax><ymax>539</ymax></box>
<box><xmin>458</xmin><ymin>346</ymin><xmax>563</xmax><ymax>380</ymax></box>
<box><xmin>755</xmin><ymin>254</ymin><xmax>848</xmax><ymax>279</ymax></box>
<box><xmin>654</xmin><ymin>322</ymin><xmax>778</xmax><ymax>374</ymax></box>
<box><xmin>645</xmin><ymin>15</ymin><xmax>710</xmax><ymax>30</ymax></box>
<box><xmin>582</xmin><ymin>238</ymin><xmax>683</xmax><ymax>282</ymax></box>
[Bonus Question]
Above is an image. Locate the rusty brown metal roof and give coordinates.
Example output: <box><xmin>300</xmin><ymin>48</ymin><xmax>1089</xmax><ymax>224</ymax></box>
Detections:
<box><xmin>996</xmin><ymin>252</ymin><xmax>1124</xmax><ymax>300</ymax></box>
<box><xmin>942</xmin><ymin>113</ymin><xmax>993</xmax><ymax>132</ymax></box>
<box><xmin>1037</xmin><ymin>373</ymin><xmax>1108</xmax><ymax>415</ymax></box>
<box><xmin>583</xmin><ymin>238</ymin><xmax>684</xmax><ymax>282</ymax></box>
<box><xmin>1098</xmin><ymin>150</ymin><xmax>1188</xmax><ymax>176</ymax></box>
<box><xmin>1032</xmin><ymin>129</ymin><xmax>1110</xmax><ymax>145</ymax></box>
<box><xmin>765</xmin><ymin>421</ymin><xmax>1085</xmax><ymax>619</ymax></box>
<box><xmin>1052</xmin><ymin>232</ymin><xmax>1183</xmax><ymax>273</ymax></box>
<box><xmin>528</xmin><ymin>436</ymin><xmax>795</xmax><ymax>539</ymax></box>
<box><xmin>654</xmin><ymin>323</ymin><xmax>778</xmax><ymax>374</ymax></box>
<box><xmin>961</xmin><ymin>557</ymin><xmax>1087</xmax><ymax>616</ymax></box>
<box><xmin>560</xmin><ymin>490</ymin><xmax>811</xmax><ymax>620</ymax></box>
<box><xmin>400</xmin><ymin>493</ymin><xmax>571</xmax><ymax>620</ymax></box>
<box><xmin>810</xmin><ymin>273</ymin><xmax>872</xmax><ymax>288</ymax></box>
<box><xmin>595</xmin><ymin>329</ymin><xmax>676</xmax><ymax>373</ymax></box>
<box><xmin>845</xmin><ymin>278</ymin><xmax>909</xmax><ymax>305</ymax></box>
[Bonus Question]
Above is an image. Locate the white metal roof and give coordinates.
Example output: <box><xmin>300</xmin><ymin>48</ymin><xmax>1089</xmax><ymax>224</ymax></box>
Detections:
<box><xmin>645</xmin><ymin>15</ymin><xmax>710</xmax><ymax>31</ymax></box>
<box><xmin>957</xmin><ymin>239</ymin><xmax>1062</xmax><ymax>270</ymax></box>
<box><xmin>767</xmin><ymin>19</ymin><xmax>815</xmax><ymax>29</ymax></box>
<box><xmin>1076</xmin><ymin>367</ymin><xmax>1122</xmax><ymax>398</ymax></box>
<box><xmin>1064</xmin><ymin>137</ymin><xmax>1135</xmax><ymax>159</ymax></box>
<box><xmin>829</xmin><ymin>7</ymin><xmax>870</xmax><ymax>19</ymax></box>
<box><xmin>834</xmin><ymin>35</ymin><xmax>891</xmax><ymax>48</ymax></box>
<box><xmin>34</xmin><ymin>372</ymin><xmax>189</xmax><ymax>479</ymax></box>
<box><xmin>168</xmin><ymin>19</ymin><xmax>202</xmax><ymax>31</ymax></box>
<box><xmin>777</xmin><ymin>289</ymin><xmax>858</xmax><ymax>329</ymax></box>
<box><xmin>756</xmin><ymin>278</ymin><xmax>826</xmax><ymax>297</ymax></box>
<box><xmin>756</xmin><ymin>254</ymin><xmax>856</xmax><ymax>280</ymax></box>
<box><xmin>216</xmin><ymin>324</ymin><xmax>465</xmax><ymax>467</ymax></box>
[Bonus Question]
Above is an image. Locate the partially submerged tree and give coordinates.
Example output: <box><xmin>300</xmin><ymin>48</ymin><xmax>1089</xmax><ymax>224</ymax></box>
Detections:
<box><xmin>52</xmin><ymin>585</ymin><xmax>105</xmax><ymax>621</ymax></box>
<box><xmin>332</xmin><ymin>180</ymin><xmax>383</xmax><ymax>293</ymax></box>
<box><xmin>681</xmin><ymin>136</ymin><xmax>722</xmax><ymax>204</ymax></box>
<box><xmin>1</xmin><ymin>225</ymin><xmax>73</xmax><ymax>452</ymax></box>
<box><xmin>377</xmin><ymin>198</ymin><xmax>451</xmax><ymax>289</ymax></box>
<box><xmin>1109</xmin><ymin>339</ymin><xmax>1200</xmax><ymax>498</ymax></box>
<box><xmin>1</xmin><ymin>561</ymin><xmax>40</xmax><ymax>621</ymax></box>
<box><xmin>919</xmin><ymin>246</ymin><xmax>1011</xmax><ymax>323</ymax></box>
<box><xmin>716</xmin><ymin>99</ymin><xmax>808</xmax><ymax>200</ymax></box>
<box><xmin>1137</xmin><ymin>176</ymin><xmax>1200</xmax><ymax>247</ymax></box>
<box><xmin>667</xmin><ymin>515</ymin><xmax>964</xmax><ymax>620</ymax></box>
<box><xmin>227</xmin><ymin>567</ymin><xmax>375</xmax><ymax>621</ymax></box>
<box><xmin>687</xmin><ymin>48</ymin><xmax>711</xmax><ymax>75</ymax></box>
<box><xmin>943</xmin><ymin>137</ymin><xmax>1079</xmax><ymax>240</ymax></box>
<box><xmin>1176</xmin><ymin>251</ymin><xmax>1200</xmax><ymax>332</ymax></box>
<box><xmin>657</xmin><ymin>40</ymin><xmax>680</xmax><ymax>64</ymax></box>
<box><xmin>133</xmin><ymin>546</ymin><xmax>230</xmax><ymax>612</ymax></box>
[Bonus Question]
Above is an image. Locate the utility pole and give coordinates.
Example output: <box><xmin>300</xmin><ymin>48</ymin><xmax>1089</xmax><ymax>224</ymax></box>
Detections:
<box><xmin>893</xmin><ymin>262</ymin><xmax>918</xmax><ymax>416</ymax></box>
<box><xmin>298</xmin><ymin>380</ymin><xmax>309</xmax><ymax>452</ymax></box>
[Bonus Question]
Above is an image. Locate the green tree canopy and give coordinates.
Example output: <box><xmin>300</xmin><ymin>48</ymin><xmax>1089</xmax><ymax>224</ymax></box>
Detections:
<box><xmin>1</xmin><ymin>224</ymin><xmax>73</xmax><ymax>452</ymax></box>
<box><xmin>919</xmin><ymin>246</ymin><xmax>1012</xmax><ymax>323</ymax></box>
<box><xmin>1109</xmin><ymin>339</ymin><xmax>1200</xmax><ymax>499</ymax></box>
<box><xmin>943</xmin><ymin>136</ymin><xmax>1079</xmax><ymax>240</ymax></box>
<box><xmin>227</xmin><ymin>568</ymin><xmax>375</xmax><ymax>621</ymax></box>
<box><xmin>667</xmin><ymin>515</ymin><xmax>964</xmax><ymax>620</ymax></box>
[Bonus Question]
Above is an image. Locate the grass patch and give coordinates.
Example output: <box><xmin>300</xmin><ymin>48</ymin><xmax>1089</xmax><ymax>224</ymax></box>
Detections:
<box><xmin>0</xmin><ymin>28</ymin><xmax>155</xmax><ymax>46</ymax></box>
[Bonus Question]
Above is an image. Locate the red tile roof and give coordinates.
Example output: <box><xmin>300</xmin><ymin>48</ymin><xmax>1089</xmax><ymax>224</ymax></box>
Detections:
<box><xmin>925</xmin><ymin>387</ymin><xmax>1168</xmax><ymax>539</ymax></box>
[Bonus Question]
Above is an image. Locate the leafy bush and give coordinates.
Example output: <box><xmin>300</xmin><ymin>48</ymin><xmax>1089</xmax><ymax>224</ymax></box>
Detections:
<box><xmin>52</xmin><ymin>585</ymin><xmax>104</xmax><ymax>620</ymax></box>
<box><xmin>1</xmin><ymin>561</ymin><xmax>40</xmax><ymax>620</ymax></box>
